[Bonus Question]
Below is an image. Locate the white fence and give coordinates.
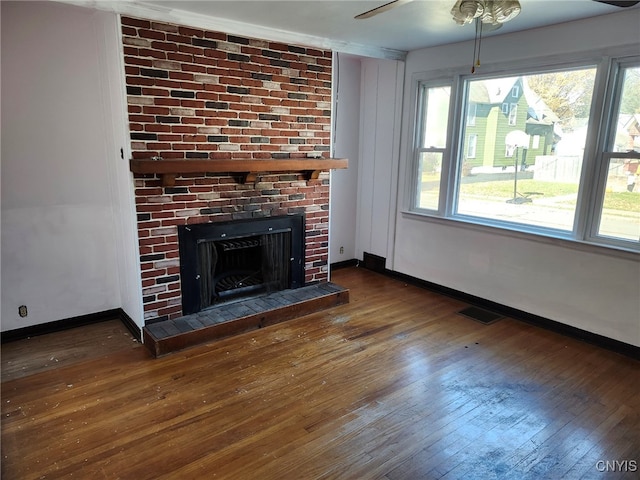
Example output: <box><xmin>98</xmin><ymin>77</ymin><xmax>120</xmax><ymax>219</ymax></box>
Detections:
<box><xmin>533</xmin><ymin>155</ymin><xmax>582</xmax><ymax>183</ymax></box>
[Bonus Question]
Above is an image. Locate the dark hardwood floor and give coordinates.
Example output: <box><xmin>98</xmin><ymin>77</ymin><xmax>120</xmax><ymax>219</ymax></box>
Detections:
<box><xmin>1</xmin><ymin>267</ymin><xmax>638</xmax><ymax>479</ymax></box>
<box><xmin>1</xmin><ymin>319</ymin><xmax>140</xmax><ymax>382</ymax></box>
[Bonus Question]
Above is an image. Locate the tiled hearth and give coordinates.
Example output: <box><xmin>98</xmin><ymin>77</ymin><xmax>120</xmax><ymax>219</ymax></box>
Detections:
<box><xmin>143</xmin><ymin>282</ymin><xmax>349</xmax><ymax>357</ymax></box>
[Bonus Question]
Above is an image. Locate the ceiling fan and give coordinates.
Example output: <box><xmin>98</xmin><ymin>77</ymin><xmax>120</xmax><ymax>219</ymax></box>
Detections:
<box><xmin>355</xmin><ymin>0</ymin><xmax>639</xmax><ymax>73</ymax></box>
<box><xmin>355</xmin><ymin>0</ymin><xmax>640</xmax><ymax>22</ymax></box>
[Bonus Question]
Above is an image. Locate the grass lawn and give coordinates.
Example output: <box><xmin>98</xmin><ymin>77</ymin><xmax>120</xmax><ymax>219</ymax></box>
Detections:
<box><xmin>603</xmin><ymin>191</ymin><xmax>640</xmax><ymax>213</ymax></box>
<box><xmin>459</xmin><ymin>179</ymin><xmax>577</xmax><ymax>198</ymax></box>
<box><xmin>458</xmin><ymin>179</ymin><xmax>639</xmax><ymax>213</ymax></box>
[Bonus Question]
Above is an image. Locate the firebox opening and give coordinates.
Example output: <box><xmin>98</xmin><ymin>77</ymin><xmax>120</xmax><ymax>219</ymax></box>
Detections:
<box><xmin>178</xmin><ymin>215</ymin><xmax>305</xmax><ymax>315</ymax></box>
<box><xmin>197</xmin><ymin>231</ymin><xmax>291</xmax><ymax>308</ymax></box>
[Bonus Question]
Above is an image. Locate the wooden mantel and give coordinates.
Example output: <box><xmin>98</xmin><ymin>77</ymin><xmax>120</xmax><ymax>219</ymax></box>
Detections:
<box><xmin>130</xmin><ymin>158</ymin><xmax>348</xmax><ymax>186</ymax></box>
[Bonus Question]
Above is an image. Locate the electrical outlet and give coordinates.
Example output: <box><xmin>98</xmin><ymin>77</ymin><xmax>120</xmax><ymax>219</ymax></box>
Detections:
<box><xmin>339</xmin><ymin>246</ymin><xmax>344</xmax><ymax>254</ymax></box>
<box><xmin>18</xmin><ymin>305</ymin><xmax>28</xmax><ymax>317</ymax></box>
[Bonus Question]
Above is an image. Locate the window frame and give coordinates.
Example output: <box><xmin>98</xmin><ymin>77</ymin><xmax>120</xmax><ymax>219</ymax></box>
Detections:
<box><xmin>407</xmin><ymin>53</ymin><xmax>640</xmax><ymax>254</ymax></box>
<box><xmin>586</xmin><ymin>56</ymin><xmax>640</xmax><ymax>248</ymax></box>
<box><xmin>411</xmin><ymin>79</ymin><xmax>455</xmax><ymax>215</ymax></box>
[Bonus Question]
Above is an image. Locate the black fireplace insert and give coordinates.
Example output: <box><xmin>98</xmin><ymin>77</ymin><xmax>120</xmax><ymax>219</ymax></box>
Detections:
<box><xmin>178</xmin><ymin>215</ymin><xmax>305</xmax><ymax>315</ymax></box>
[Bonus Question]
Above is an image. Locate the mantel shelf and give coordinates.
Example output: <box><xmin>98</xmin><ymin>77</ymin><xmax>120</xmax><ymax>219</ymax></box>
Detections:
<box><xmin>130</xmin><ymin>158</ymin><xmax>348</xmax><ymax>186</ymax></box>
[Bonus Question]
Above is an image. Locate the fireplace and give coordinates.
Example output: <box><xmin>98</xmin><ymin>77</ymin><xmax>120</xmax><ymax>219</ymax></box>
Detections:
<box><xmin>178</xmin><ymin>215</ymin><xmax>305</xmax><ymax>315</ymax></box>
<box><xmin>123</xmin><ymin>16</ymin><xmax>337</xmax><ymax>324</ymax></box>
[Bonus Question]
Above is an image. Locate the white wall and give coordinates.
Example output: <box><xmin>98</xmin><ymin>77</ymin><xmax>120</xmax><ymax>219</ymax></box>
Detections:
<box><xmin>93</xmin><ymin>4</ymin><xmax>145</xmax><ymax>329</ymax></box>
<box><xmin>390</xmin><ymin>11</ymin><xmax>640</xmax><ymax>346</ymax></box>
<box><xmin>330</xmin><ymin>53</ymin><xmax>361</xmax><ymax>266</ymax></box>
<box><xmin>1</xmin><ymin>1</ymin><xmax>143</xmax><ymax>331</ymax></box>
<box><xmin>356</xmin><ymin>57</ymin><xmax>404</xmax><ymax>268</ymax></box>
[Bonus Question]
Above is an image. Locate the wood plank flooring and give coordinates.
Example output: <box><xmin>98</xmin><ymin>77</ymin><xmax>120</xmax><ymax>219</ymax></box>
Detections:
<box><xmin>1</xmin><ymin>267</ymin><xmax>638</xmax><ymax>479</ymax></box>
<box><xmin>1</xmin><ymin>319</ymin><xmax>140</xmax><ymax>382</ymax></box>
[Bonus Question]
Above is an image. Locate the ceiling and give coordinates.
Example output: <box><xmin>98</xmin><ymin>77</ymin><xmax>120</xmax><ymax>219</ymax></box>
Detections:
<box><xmin>121</xmin><ymin>0</ymin><xmax>637</xmax><ymax>57</ymax></box>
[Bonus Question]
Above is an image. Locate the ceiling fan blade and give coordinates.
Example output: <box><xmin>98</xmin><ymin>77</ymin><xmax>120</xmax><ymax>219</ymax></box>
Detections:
<box><xmin>592</xmin><ymin>0</ymin><xmax>639</xmax><ymax>6</ymax></box>
<box><xmin>355</xmin><ymin>0</ymin><xmax>416</xmax><ymax>20</ymax></box>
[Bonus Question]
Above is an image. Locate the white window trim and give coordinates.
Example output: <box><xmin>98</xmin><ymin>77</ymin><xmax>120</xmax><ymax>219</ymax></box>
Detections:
<box><xmin>406</xmin><ymin>50</ymin><xmax>640</xmax><ymax>255</ymax></box>
<box><xmin>411</xmin><ymin>79</ymin><xmax>454</xmax><ymax>215</ymax></box>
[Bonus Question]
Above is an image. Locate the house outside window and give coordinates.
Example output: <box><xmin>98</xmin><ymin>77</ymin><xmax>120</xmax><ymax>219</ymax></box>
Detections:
<box><xmin>410</xmin><ymin>57</ymin><xmax>639</xmax><ymax>252</ymax></box>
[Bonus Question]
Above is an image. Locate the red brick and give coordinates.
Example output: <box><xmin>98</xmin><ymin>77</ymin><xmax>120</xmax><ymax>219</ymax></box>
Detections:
<box><xmin>151</xmin><ymin>211</ymin><xmax>175</xmax><ymax>219</ymax></box>
<box><xmin>153</xmin><ymin>244</ymin><xmax>179</xmax><ymax>253</ymax></box>
<box><xmin>122</xmin><ymin>17</ymin><xmax>151</xmax><ymax>28</ymax></box>
<box><xmin>143</xmin><ymin>300</ymin><xmax>169</xmax><ymax>311</ymax></box>
<box><xmin>157</xmin><ymin>134</ymin><xmax>182</xmax><ymax>142</ymax></box>
<box><xmin>178</xmin><ymin>26</ymin><xmax>204</xmax><ymax>37</ymax></box>
<box><xmin>158</xmin><ymin>291</ymin><xmax>181</xmax><ymax>300</ymax></box>
<box><xmin>196</xmin><ymin>58</ymin><xmax>222</xmax><ymax>71</ymax></box>
<box><xmin>138</xmin><ymin>48</ymin><xmax>166</xmax><ymax>59</ymax></box>
<box><xmin>145</xmin><ymin>124</ymin><xmax>172</xmax><ymax>133</ymax></box>
<box><xmin>168</xmin><ymin>52</ymin><xmax>193</xmax><ymax>62</ymax></box>
<box><xmin>123</xmin><ymin>46</ymin><xmax>139</xmax><ymax>56</ymax></box>
<box><xmin>141</xmin><ymin>269</ymin><xmax>166</xmax><ymax>279</ymax></box>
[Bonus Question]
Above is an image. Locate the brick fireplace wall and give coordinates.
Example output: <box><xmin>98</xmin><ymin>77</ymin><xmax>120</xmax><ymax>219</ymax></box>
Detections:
<box><xmin>121</xmin><ymin>17</ymin><xmax>333</xmax><ymax>324</ymax></box>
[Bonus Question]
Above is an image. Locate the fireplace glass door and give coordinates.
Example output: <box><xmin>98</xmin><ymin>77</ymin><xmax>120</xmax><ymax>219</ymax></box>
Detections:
<box><xmin>197</xmin><ymin>231</ymin><xmax>291</xmax><ymax>308</ymax></box>
<box><xmin>178</xmin><ymin>215</ymin><xmax>305</xmax><ymax>315</ymax></box>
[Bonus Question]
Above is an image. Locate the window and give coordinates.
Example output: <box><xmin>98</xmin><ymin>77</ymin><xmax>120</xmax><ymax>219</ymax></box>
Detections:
<box><xmin>414</xmin><ymin>84</ymin><xmax>451</xmax><ymax>211</ymax></box>
<box><xmin>508</xmin><ymin>103</ymin><xmax>518</xmax><ymax>125</ymax></box>
<box><xmin>592</xmin><ymin>62</ymin><xmax>640</xmax><ymax>244</ymax></box>
<box><xmin>467</xmin><ymin>103</ymin><xmax>477</xmax><ymax>126</ymax></box>
<box><xmin>532</xmin><ymin>135</ymin><xmax>540</xmax><ymax>149</ymax></box>
<box><xmin>410</xmin><ymin>56</ymin><xmax>639</xmax><ymax>252</ymax></box>
<box><xmin>457</xmin><ymin>70</ymin><xmax>596</xmax><ymax>231</ymax></box>
<box><xmin>467</xmin><ymin>134</ymin><xmax>478</xmax><ymax>158</ymax></box>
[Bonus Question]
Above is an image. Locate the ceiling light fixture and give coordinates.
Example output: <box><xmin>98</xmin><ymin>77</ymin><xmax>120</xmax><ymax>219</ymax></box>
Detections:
<box><xmin>451</xmin><ymin>0</ymin><xmax>521</xmax><ymax>73</ymax></box>
<box><xmin>451</xmin><ymin>0</ymin><xmax>521</xmax><ymax>25</ymax></box>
